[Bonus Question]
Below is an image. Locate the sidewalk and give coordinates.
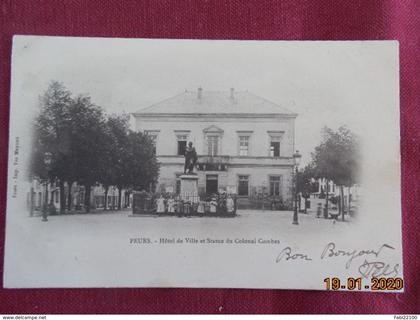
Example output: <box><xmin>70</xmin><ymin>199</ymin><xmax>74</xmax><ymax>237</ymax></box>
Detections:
<box><xmin>30</xmin><ymin>207</ymin><xmax>131</xmax><ymax>217</ymax></box>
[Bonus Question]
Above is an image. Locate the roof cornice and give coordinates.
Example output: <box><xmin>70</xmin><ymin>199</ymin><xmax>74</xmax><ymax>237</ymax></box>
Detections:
<box><xmin>131</xmin><ymin>112</ymin><xmax>298</xmax><ymax>118</ymax></box>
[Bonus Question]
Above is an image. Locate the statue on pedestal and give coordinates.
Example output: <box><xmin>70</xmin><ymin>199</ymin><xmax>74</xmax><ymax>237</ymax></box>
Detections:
<box><xmin>184</xmin><ymin>141</ymin><xmax>198</xmax><ymax>174</ymax></box>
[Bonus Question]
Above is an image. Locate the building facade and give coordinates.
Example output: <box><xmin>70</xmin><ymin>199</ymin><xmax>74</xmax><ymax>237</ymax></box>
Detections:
<box><xmin>26</xmin><ymin>179</ymin><xmax>132</xmax><ymax>213</ymax></box>
<box><xmin>131</xmin><ymin>88</ymin><xmax>298</xmax><ymax>207</ymax></box>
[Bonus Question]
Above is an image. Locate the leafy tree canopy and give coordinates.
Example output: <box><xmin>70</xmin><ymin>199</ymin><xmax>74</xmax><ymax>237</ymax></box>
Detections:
<box><xmin>311</xmin><ymin>126</ymin><xmax>360</xmax><ymax>187</ymax></box>
<box><xmin>31</xmin><ymin>81</ymin><xmax>160</xmax><ymax>200</ymax></box>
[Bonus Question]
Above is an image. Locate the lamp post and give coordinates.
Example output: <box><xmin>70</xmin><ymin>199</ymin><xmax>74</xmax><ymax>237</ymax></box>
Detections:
<box><xmin>29</xmin><ymin>179</ymin><xmax>34</xmax><ymax>217</ymax></box>
<box><xmin>292</xmin><ymin>150</ymin><xmax>302</xmax><ymax>225</ymax></box>
<box><xmin>262</xmin><ymin>181</ymin><xmax>267</xmax><ymax>211</ymax></box>
<box><xmin>42</xmin><ymin>152</ymin><xmax>52</xmax><ymax>222</ymax></box>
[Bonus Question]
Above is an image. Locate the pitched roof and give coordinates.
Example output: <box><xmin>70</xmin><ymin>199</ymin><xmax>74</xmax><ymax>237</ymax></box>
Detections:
<box><xmin>133</xmin><ymin>90</ymin><xmax>297</xmax><ymax>116</ymax></box>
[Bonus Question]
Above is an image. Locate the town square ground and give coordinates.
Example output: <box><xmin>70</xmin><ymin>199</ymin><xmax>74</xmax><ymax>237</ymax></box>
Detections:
<box><xmin>4</xmin><ymin>208</ymin><xmax>355</xmax><ymax>288</ymax></box>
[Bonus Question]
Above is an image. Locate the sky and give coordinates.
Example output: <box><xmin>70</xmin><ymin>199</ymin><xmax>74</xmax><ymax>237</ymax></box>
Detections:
<box><xmin>10</xmin><ymin>36</ymin><xmax>399</xmax><ymax>165</ymax></box>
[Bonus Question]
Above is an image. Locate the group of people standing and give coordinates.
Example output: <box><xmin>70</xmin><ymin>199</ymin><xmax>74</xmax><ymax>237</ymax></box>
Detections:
<box><xmin>155</xmin><ymin>192</ymin><xmax>236</xmax><ymax>216</ymax></box>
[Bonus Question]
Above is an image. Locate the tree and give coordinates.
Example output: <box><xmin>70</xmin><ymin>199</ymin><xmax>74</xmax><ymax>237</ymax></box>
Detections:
<box><xmin>311</xmin><ymin>126</ymin><xmax>360</xmax><ymax>219</ymax></box>
<box><xmin>31</xmin><ymin>81</ymin><xmax>73</xmax><ymax>214</ymax></box>
<box><xmin>31</xmin><ymin>81</ymin><xmax>160</xmax><ymax>214</ymax></box>
<box><xmin>124</xmin><ymin>131</ymin><xmax>159</xmax><ymax>192</ymax></box>
<box><xmin>297</xmin><ymin>164</ymin><xmax>319</xmax><ymax>213</ymax></box>
<box><xmin>100</xmin><ymin>114</ymin><xmax>131</xmax><ymax>210</ymax></box>
<box><xmin>67</xmin><ymin>95</ymin><xmax>108</xmax><ymax>212</ymax></box>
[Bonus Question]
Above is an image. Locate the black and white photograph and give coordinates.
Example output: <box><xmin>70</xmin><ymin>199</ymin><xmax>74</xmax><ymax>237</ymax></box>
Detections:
<box><xmin>4</xmin><ymin>37</ymin><xmax>402</xmax><ymax>290</ymax></box>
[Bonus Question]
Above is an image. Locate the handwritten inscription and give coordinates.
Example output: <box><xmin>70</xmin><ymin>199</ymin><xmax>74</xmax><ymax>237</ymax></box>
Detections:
<box><xmin>358</xmin><ymin>260</ymin><xmax>400</xmax><ymax>278</ymax></box>
<box><xmin>128</xmin><ymin>236</ymin><xmax>399</xmax><ymax>279</ymax></box>
<box><xmin>274</xmin><ymin>242</ymin><xmax>398</xmax><ymax>278</ymax></box>
<box><xmin>320</xmin><ymin>242</ymin><xmax>395</xmax><ymax>269</ymax></box>
<box><xmin>276</xmin><ymin>247</ymin><xmax>312</xmax><ymax>262</ymax></box>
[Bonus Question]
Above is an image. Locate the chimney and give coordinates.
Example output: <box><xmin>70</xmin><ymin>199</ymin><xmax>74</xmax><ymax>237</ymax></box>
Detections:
<box><xmin>197</xmin><ymin>87</ymin><xmax>203</xmax><ymax>99</ymax></box>
<box><xmin>230</xmin><ymin>87</ymin><xmax>234</xmax><ymax>99</ymax></box>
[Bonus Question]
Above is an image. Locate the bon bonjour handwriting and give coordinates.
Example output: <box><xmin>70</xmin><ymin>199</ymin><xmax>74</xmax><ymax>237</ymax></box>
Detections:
<box><xmin>320</xmin><ymin>242</ymin><xmax>395</xmax><ymax>269</ymax></box>
<box><xmin>275</xmin><ymin>242</ymin><xmax>395</xmax><ymax>270</ymax></box>
<box><xmin>276</xmin><ymin>247</ymin><xmax>312</xmax><ymax>262</ymax></box>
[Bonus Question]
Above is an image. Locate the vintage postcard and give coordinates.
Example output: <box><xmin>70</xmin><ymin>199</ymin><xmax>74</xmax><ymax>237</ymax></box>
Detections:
<box><xmin>3</xmin><ymin>36</ymin><xmax>402</xmax><ymax>291</ymax></box>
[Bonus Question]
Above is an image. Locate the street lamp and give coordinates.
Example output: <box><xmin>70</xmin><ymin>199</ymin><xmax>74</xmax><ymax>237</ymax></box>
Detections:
<box><xmin>262</xmin><ymin>181</ymin><xmax>267</xmax><ymax>211</ymax></box>
<box><xmin>42</xmin><ymin>152</ymin><xmax>52</xmax><ymax>222</ymax></box>
<box><xmin>292</xmin><ymin>150</ymin><xmax>302</xmax><ymax>225</ymax></box>
<box><xmin>29</xmin><ymin>179</ymin><xmax>35</xmax><ymax>217</ymax></box>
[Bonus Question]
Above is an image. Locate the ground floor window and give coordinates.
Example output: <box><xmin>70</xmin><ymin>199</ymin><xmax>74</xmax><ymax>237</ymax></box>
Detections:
<box><xmin>238</xmin><ymin>175</ymin><xmax>249</xmax><ymax>196</ymax></box>
<box><xmin>95</xmin><ymin>195</ymin><xmax>105</xmax><ymax>208</ymax></box>
<box><xmin>107</xmin><ymin>195</ymin><xmax>119</xmax><ymax>208</ymax></box>
<box><xmin>77</xmin><ymin>189</ymin><xmax>85</xmax><ymax>204</ymax></box>
<box><xmin>269</xmin><ymin>175</ymin><xmax>282</xmax><ymax>196</ymax></box>
<box><xmin>123</xmin><ymin>193</ymin><xmax>131</xmax><ymax>208</ymax></box>
<box><xmin>206</xmin><ymin>174</ymin><xmax>218</xmax><ymax>195</ymax></box>
<box><xmin>38</xmin><ymin>192</ymin><xmax>42</xmax><ymax>207</ymax></box>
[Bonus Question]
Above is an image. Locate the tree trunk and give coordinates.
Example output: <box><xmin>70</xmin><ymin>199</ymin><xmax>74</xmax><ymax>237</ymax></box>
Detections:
<box><xmin>104</xmin><ymin>185</ymin><xmax>109</xmax><ymax>210</ymax></box>
<box><xmin>298</xmin><ymin>194</ymin><xmax>301</xmax><ymax>211</ymax></box>
<box><xmin>117</xmin><ymin>186</ymin><xmax>122</xmax><ymax>210</ymax></box>
<box><xmin>85</xmin><ymin>184</ymin><xmax>91</xmax><ymax>213</ymax></box>
<box><xmin>49</xmin><ymin>180</ymin><xmax>54</xmax><ymax>205</ymax></box>
<box><xmin>324</xmin><ymin>179</ymin><xmax>329</xmax><ymax>218</ymax></box>
<box><xmin>30</xmin><ymin>186</ymin><xmax>34</xmax><ymax>217</ymax></box>
<box><xmin>304</xmin><ymin>197</ymin><xmax>307</xmax><ymax>214</ymax></box>
<box><xmin>59</xmin><ymin>179</ymin><xmax>65</xmax><ymax>214</ymax></box>
<box><xmin>338</xmin><ymin>194</ymin><xmax>342</xmax><ymax>216</ymax></box>
<box><xmin>340</xmin><ymin>185</ymin><xmax>345</xmax><ymax>221</ymax></box>
<box><xmin>348</xmin><ymin>186</ymin><xmax>352</xmax><ymax>215</ymax></box>
<box><xmin>67</xmin><ymin>181</ymin><xmax>73</xmax><ymax>211</ymax></box>
<box><xmin>126</xmin><ymin>191</ymin><xmax>131</xmax><ymax>208</ymax></box>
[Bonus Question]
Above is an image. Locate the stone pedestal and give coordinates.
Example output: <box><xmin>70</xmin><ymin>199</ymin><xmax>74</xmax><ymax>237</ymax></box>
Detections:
<box><xmin>180</xmin><ymin>174</ymin><xmax>199</xmax><ymax>203</ymax></box>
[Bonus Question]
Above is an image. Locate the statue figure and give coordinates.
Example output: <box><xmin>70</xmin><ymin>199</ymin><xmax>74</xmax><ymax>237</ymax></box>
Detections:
<box><xmin>184</xmin><ymin>141</ymin><xmax>198</xmax><ymax>174</ymax></box>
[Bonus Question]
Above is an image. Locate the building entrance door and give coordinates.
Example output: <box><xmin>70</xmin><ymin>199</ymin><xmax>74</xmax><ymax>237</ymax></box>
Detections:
<box><xmin>206</xmin><ymin>175</ymin><xmax>218</xmax><ymax>195</ymax></box>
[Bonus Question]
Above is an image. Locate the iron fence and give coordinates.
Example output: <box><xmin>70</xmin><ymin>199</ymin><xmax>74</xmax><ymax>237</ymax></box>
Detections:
<box><xmin>132</xmin><ymin>191</ymin><xmax>237</xmax><ymax>217</ymax></box>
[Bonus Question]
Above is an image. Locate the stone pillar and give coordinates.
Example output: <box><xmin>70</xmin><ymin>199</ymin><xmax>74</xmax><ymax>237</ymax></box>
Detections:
<box><xmin>180</xmin><ymin>174</ymin><xmax>199</xmax><ymax>203</ymax></box>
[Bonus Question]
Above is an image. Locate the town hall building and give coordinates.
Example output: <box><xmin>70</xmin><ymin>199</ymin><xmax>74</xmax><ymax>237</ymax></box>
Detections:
<box><xmin>131</xmin><ymin>88</ymin><xmax>298</xmax><ymax>207</ymax></box>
